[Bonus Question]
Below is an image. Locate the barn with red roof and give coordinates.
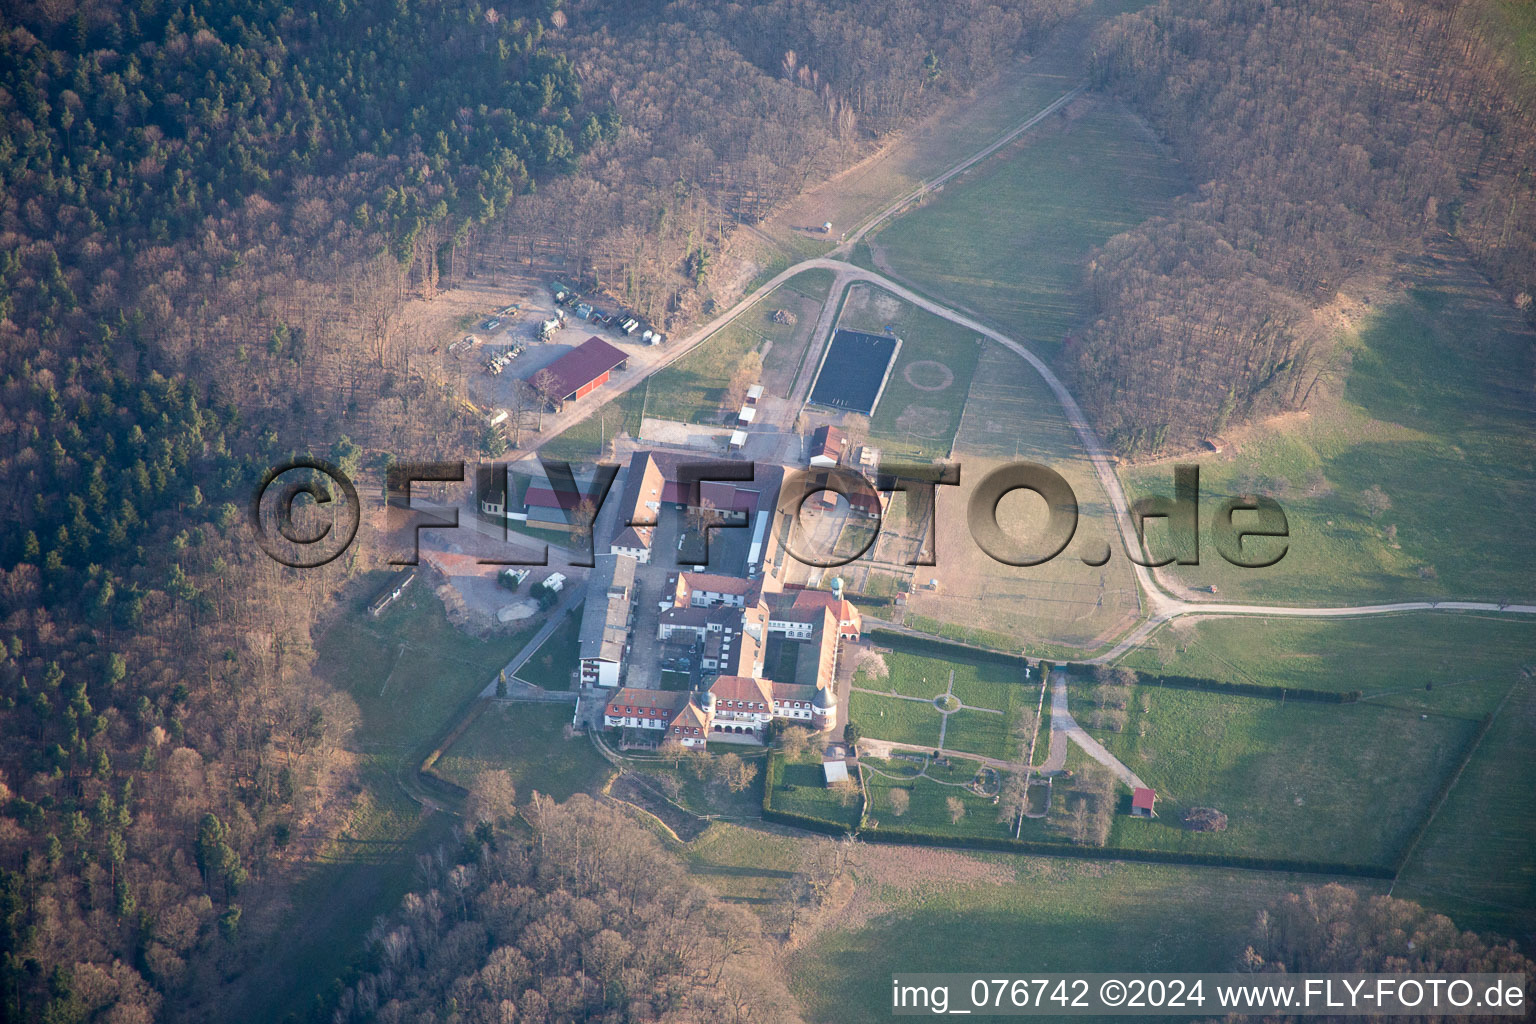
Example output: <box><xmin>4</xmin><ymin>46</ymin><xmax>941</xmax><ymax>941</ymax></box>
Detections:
<box><xmin>530</xmin><ymin>336</ymin><xmax>628</xmax><ymax>409</ymax></box>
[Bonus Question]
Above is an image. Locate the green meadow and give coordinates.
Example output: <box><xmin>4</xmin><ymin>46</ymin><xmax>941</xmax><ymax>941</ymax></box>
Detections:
<box><xmin>1121</xmin><ymin>287</ymin><xmax>1536</xmax><ymax>606</ymax></box>
<box><xmin>870</xmin><ymin>98</ymin><xmax>1186</xmax><ymax>351</ymax></box>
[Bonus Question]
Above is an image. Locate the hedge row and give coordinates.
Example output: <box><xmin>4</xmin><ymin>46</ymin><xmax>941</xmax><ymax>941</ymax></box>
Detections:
<box><xmin>763</xmin><ymin>805</ymin><xmax>858</xmax><ymax>835</ymax></box>
<box><xmin>1392</xmin><ymin>712</ymin><xmax>1496</xmax><ymax>875</ymax></box>
<box><xmin>861</xmin><ymin>633</ymin><xmax>1359</xmax><ymax>704</ymax></box>
<box><xmin>853</xmin><ymin>823</ymin><xmax>1392</xmax><ymax>878</ymax></box>
<box><xmin>761</xmin><ymin>754</ymin><xmax>1386</xmax><ymax>878</ymax></box>
<box><xmin>866</xmin><ymin>628</ymin><xmax>1024</xmax><ymax>670</ymax></box>
<box><xmin>762</xmin><ymin>753</ymin><xmax>862</xmax><ymax>834</ymax></box>
<box><xmin>1132</xmin><ymin>672</ymin><xmax>1361</xmax><ymax>704</ymax></box>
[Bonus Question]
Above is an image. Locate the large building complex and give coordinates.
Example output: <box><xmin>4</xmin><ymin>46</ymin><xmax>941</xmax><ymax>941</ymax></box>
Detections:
<box><xmin>582</xmin><ymin>450</ymin><xmax>853</xmax><ymax>749</ymax></box>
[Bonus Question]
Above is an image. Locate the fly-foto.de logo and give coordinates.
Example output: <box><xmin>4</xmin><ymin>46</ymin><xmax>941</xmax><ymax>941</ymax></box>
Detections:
<box><xmin>250</xmin><ymin>457</ymin><xmax>1289</xmax><ymax>571</ymax></box>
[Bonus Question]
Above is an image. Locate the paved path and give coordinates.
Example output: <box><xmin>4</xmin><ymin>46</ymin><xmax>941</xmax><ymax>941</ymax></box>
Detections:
<box><xmin>1044</xmin><ymin>677</ymin><xmax>1147</xmax><ymax>791</ymax></box>
<box><xmin>840</xmin><ymin>86</ymin><xmax>1085</xmax><ymax>250</ymax></box>
<box><xmin>858</xmin><ymin>738</ymin><xmax>1019</xmax><ymax>774</ymax></box>
<box><xmin>508</xmin><ymin>79</ymin><xmax>1536</xmax><ymax>661</ymax></box>
<box><xmin>1089</xmin><ymin>599</ymin><xmax>1536</xmax><ymax>664</ymax></box>
<box><xmin>479</xmin><ymin>588</ymin><xmax>584</xmax><ymax>696</ymax></box>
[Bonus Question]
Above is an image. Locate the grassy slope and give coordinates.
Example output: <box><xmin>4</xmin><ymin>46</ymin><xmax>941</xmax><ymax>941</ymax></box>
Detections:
<box><xmin>871</xmin><ymin>99</ymin><xmax>1186</xmax><ymax>352</ymax></box>
<box><xmin>434</xmin><ymin>702</ymin><xmax>612</xmax><ymax>801</ymax></box>
<box><xmin>788</xmin><ymin>857</ymin><xmax>1356</xmax><ymax>1024</ymax></box>
<box><xmin>1121</xmin><ymin>288</ymin><xmax>1536</xmax><ymax>605</ymax></box>
<box><xmin>1395</xmin><ymin>676</ymin><xmax>1536</xmax><ymax>945</ymax></box>
<box><xmin>242</xmin><ymin>578</ymin><xmax>539</xmax><ymax>1023</ymax></box>
<box><xmin>1119</xmin><ymin>613</ymin><xmax>1535</xmax><ymax>712</ymax></box>
<box><xmin>684</xmin><ymin>822</ymin><xmax>803</xmax><ymax>904</ymax></box>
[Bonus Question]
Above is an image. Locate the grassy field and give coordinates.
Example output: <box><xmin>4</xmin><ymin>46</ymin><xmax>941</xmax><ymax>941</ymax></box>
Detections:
<box><xmin>1110</xmin><ymin>610</ymin><xmax>1535</xmax><ymax>941</ymax></box>
<box><xmin>433</xmin><ymin>702</ymin><xmax>612</xmax><ymax>801</ymax></box>
<box><xmin>870</xmin><ymin>97</ymin><xmax>1186</xmax><ymax>353</ymax></box>
<box><xmin>535</xmin><ymin>383</ymin><xmax>646</xmax><ymax>463</ymax></box>
<box><xmin>645</xmin><ymin>270</ymin><xmax>835</xmax><ymax>423</ymax></box>
<box><xmin>849</xmin><ymin>689</ymin><xmax>942</xmax><ymax>749</ymax></box>
<box><xmin>1068</xmin><ymin>683</ymin><xmax>1478</xmax><ymax>866</ymax></box>
<box><xmin>862</xmin><ymin>757</ymin><xmax>1009</xmax><ymax>837</ymax></box>
<box><xmin>831</xmin><ymin>283</ymin><xmax>985</xmax><ymax>459</ymax></box>
<box><xmin>239</xmin><ymin>576</ymin><xmax>541</xmax><ymax>1024</ymax></box>
<box><xmin>1119</xmin><ymin>613</ymin><xmax>1536</xmax><ymax>715</ymax></box>
<box><xmin>684</xmin><ymin>822</ymin><xmax>804</xmax><ymax>905</ymax></box>
<box><xmin>942</xmin><ymin>707</ymin><xmax>1017</xmax><ymax>761</ymax></box>
<box><xmin>1120</xmin><ymin>286</ymin><xmax>1536</xmax><ymax>605</ymax></box>
<box><xmin>858</xmin><ymin>646</ymin><xmax>961</xmax><ymax>699</ymax></box>
<box><xmin>515</xmin><ymin>610</ymin><xmax>581</xmax><ymax>688</ymax></box>
<box><xmin>855</xmin><ymin>640</ymin><xmax>1031</xmax><ymax>759</ymax></box>
<box><xmin>1396</xmin><ymin>676</ymin><xmax>1536</xmax><ymax>945</ymax></box>
<box><xmin>767</xmin><ymin>752</ymin><xmax>864</xmax><ymax>827</ymax></box>
<box><xmin>788</xmin><ymin>856</ymin><xmax>1368</xmax><ymax>1024</ymax></box>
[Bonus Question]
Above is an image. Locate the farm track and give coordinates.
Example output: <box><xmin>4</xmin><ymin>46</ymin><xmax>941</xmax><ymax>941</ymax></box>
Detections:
<box><xmin>515</xmin><ymin>89</ymin><xmax>1536</xmax><ymax>663</ymax></box>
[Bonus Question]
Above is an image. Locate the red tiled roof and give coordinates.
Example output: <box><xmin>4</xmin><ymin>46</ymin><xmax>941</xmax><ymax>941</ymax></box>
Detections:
<box><xmin>680</xmin><ymin>572</ymin><xmax>756</xmax><ymax>596</ymax></box>
<box><xmin>709</xmin><ymin>675</ymin><xmax>773</xmax><ymax>706</ymax></box>
<box><xmin>810</xmin><ymin>424</ymin><xmax>846</xmax><ymax>459</ymax></box>
<box><xmin>670</xmin><ymin>702</ymin><xmax>708</xmax><ymax>734</ymax></box>
<box><xmin>611</xmin><ymin>525</ymin><xmax>651</xmax><ymax>550</ymax></box>
<box><xmin>523</xmin><ymin>486</ymin><xmax>584</xmax><ymax>511</ymax></box>
<box><xmin>1132</xmin><ymin>787</ymin><xmax>1156</xmax><ymax>810</ymax></box>
<box><xmin>659</xmin><ymin>479</ymin><xmax>757</xmax><ymax>513</ymax></box>
<box><xmin>606</xmin><ymin>688</ymin><xmax>687</xmax><ymax>717</ymax></box>
<box><xmin>616</xmin><ymin>452</ymin><xmax>664</xmax><ymax>534</ymax></box>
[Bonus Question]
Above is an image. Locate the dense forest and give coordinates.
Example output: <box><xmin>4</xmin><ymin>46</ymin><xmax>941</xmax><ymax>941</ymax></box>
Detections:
<box><xmin>0</xmin><ymin>1</ymin><xmax>1077</xmax><ymax>1021</ymax></box>
<box><xmin>1067</xmin><ymin>0</ymin><xmax>1536</xmax><ymax>453</ymax></box>
<box><xmin>335</xmin><ymin>796</ymin><xmax>805</xmax><ymax>1024</ymax></box>
<box><xmin>342</xmin><ymin>807</ymin><xmax>1536</xmax><ymax>1024</ymax></box>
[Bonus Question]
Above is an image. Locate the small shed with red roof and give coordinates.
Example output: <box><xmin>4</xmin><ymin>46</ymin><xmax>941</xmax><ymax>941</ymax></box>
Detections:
<box><xmin>1131</xmin><ymin>787</ymin><xmax>1157</xmax><ymax>818</ymax></box>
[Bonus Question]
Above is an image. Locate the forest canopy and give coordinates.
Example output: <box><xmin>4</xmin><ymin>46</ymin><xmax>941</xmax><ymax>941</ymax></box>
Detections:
<box><xmin>1067</xmin><ymin>0</ymin><xmax>1536</xmax><ymax>453</ymax></box>
<box><xmin>0</xmin><ymin>2</ymin><xmax>1076</xmax><ymax>1022</ymax></box>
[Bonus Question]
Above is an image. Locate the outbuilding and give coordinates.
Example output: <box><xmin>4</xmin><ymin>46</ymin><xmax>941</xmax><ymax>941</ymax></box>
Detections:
<box><xmin>1131</xmin><ymin>787</ymin><xmax>1157</xmax><ymax>818</ymax></box>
